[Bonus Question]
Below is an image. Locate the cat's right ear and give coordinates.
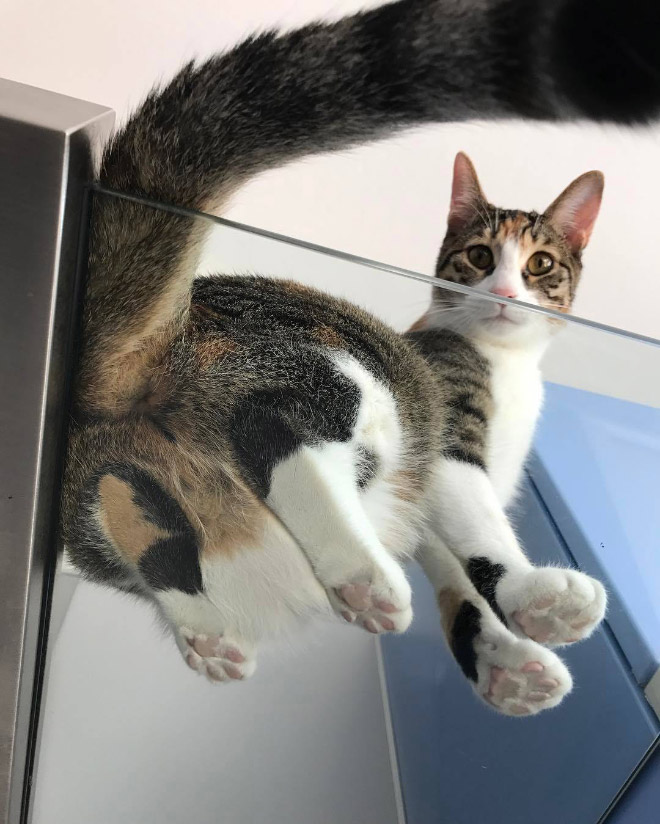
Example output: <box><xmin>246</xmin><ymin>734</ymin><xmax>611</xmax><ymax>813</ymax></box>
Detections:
<box><xmin>448</xmin><ymin>152</ymin><xmax>487</xmax><ymax>234</ymax></box>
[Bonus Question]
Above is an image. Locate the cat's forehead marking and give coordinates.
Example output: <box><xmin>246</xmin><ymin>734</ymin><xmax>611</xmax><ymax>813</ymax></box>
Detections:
<box><xmin>494</xmin><ymin>211</ymin><xmax>531</xmax><ymax>236</ymax></box>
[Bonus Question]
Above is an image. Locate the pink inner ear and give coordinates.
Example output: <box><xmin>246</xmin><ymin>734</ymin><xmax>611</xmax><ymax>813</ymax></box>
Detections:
<box><xmin>558</xmin><ymin>196</ymin><xmax>600</xmax><ymax>251</ymax></box>
<box><xmin>448</xmin><ymin>153</ymin><xmax>484</xmax><ymax>233</ymax></box>
<box><xmin>549</xmin><ymin>174</ymin><xmax>603</xmax><ymax>252</ymax></box>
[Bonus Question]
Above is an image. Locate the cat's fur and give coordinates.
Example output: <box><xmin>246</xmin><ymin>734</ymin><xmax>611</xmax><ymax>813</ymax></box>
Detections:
<box><xmin>61</xmin><ymin>0</ymin><xmax>660</xmax><ymax>715</ymax></box>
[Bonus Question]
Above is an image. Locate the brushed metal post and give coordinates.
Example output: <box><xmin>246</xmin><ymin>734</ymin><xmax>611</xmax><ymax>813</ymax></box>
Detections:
<box><xmin>0</xmin><ymin>79</ymin><xmax>114</xmax><ymax>824</ymax></box>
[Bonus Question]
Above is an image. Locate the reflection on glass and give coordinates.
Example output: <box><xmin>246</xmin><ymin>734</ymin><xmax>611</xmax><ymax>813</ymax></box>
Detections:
<box><xmin>31</xmin><ymin>193</ymin><xmax>659</xmax><ymax>824</ymax></box>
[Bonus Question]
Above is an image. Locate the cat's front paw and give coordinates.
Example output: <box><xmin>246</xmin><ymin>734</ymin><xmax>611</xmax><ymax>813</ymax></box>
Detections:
<box><xmin>499</xmin><ymin>567</ymin><xmax>606</xmax><ymax>646</ymax></box>
<box><xmin>332</xmin><ymin>565</ymin><xmax>413</xmax><ymax>634</ymax></box>
<box><xmin>474</xmin><ymin>632</ymin><xmax>573</xmax><ymax>716</ymax></box>
<box><xmin>180</xmin><ymin>629</ymin><xmax>256</xmax><ymax>683</ymax></box>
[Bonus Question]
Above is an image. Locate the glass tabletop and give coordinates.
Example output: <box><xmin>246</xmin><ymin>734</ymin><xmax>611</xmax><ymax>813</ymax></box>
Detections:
<box><xmin>27</xmin><ymin>188</ymin><xmax>660</xmax><ymax>824</ymax></box>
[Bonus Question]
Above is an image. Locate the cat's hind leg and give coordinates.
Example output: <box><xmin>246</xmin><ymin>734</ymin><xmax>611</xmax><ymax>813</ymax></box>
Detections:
<box><xmin>87</xmin><ymin>463</ymin><xmax>276</xmax><ymax>682</ymax></box>
<box><xmin>418</xmin><ymin>532</ymin><xmax>573</xmax><ymax>716</ymax></box>
<box><xmin>245</xmin><ymin>353</ymin><xmax>412</xmax><ymax>633</ymax></box>
<box><xmin>268</xmin><ymin>440</ymin><xmax>412</xmax><ymax>634</ymax></box>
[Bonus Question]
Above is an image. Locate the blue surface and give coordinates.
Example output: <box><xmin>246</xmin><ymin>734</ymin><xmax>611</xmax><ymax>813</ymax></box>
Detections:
<box><xmin>606</xmin><ymin>742</ymin><xmax>660</xmax><ymax>824</ymax></box>
<box><xmin>382</xmin><ymin>481</ymin><xmax>658</xmax><ymax>824</ymax></box>
<box><xmin>530</xmin><ymin>383</ymin><xmax>660</xmax><ymax>685</ymax></box>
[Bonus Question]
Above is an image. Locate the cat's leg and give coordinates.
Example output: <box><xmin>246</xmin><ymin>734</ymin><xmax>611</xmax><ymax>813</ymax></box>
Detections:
<box><xmin>427</xmin><ymin>459</ymin><xmax>606</xmax><ymax>646</ymax></box>
<box><xmin>418</xmin><ymin>532</ymin><xmax>573</xmax><ymax>716</ymax></box>
<box><xmin>267</xmin><ymin>440</ymin><xmax>413</xmax><ymax>634</ymax></box>
<box><xmin>89</xmin><ymin>462</ymin><xmax>269</xmax><ymax>683</ymax></box>
<box><xmin>231</xmin><ymin>352</ymin><xmax>414</xmax><ymax>635</ymax></box>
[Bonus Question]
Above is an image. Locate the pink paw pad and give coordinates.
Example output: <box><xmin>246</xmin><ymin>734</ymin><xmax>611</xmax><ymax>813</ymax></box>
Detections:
<box><xmin>180</xmin><ymin>630</ymin><xmax>252</xmax><ymax>684</ymax></box>
<box><xmin>509</xmin><ymin>569</ymin><xmax>606</xmax><ymax>646</ymax></box>
<box><xmin>339</xmin><ymin>583</ymin><xmax>371</xmax><ymax>611</ymax></box>
<box><xmin>483</xmin><ymin>657</ymin><xmax>568</xmax><ymax>717</ymax></box>
<box><xmin>334</xmin><ymin>580</ymin><xmax>411</xmax><ymax>635</ymax></box>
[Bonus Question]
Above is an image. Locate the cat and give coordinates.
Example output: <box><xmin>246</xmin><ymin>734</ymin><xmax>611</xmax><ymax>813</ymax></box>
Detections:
<box><xmin>406</xmin><ymin>151</ymin><xmax>607</xmax><ymax>714</ymax></box>
<box><xmin>61</xmin><ymin>0</ymin><xmax>660</xmax><ymax>717</ymax></box>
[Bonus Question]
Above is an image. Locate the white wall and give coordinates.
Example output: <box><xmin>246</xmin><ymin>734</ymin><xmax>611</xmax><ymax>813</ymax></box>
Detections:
<box><xmin>3</xmin><ymin>0</ymin><xmax>660</xmax><ymax>340</ymax></box>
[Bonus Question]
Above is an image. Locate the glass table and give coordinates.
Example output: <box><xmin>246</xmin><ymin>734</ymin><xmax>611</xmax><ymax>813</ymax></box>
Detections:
<box><xmin>35</xmin><ymin>189</ymin><xmax>660</xmax><ymax>824</ymax></box>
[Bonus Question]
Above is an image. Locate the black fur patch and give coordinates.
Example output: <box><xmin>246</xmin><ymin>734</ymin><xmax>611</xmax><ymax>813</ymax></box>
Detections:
<box><xmin>139</xmin><ymin>534</ymin><xmax>203</xmax><ymax>594</ymax></box>
<box><xmin>230</xmin><ymin>377</ymin><xmax>360</xmax><ymax>498</ymax></box>
<box><xmin>451</xmin><ymin>600</ymin><xmax>482</xmax><ymax>682</ymax></box>
<box><xmin>467</xmin><ymin>556</ymin><xmax>507</xmax><ymax>625</ymax></box>
<box><xmin>230</xmin><ymin>391</ymin><xmax>305</xmax><ymax>498</ymax></box>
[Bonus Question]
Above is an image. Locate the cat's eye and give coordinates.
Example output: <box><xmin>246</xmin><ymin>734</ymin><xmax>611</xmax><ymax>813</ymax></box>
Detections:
<box><xmin>467</xmin><ymin>245</ymin><xmax>493</xmax><ymax>270</ymax></box>
<box><xmin>527</xmin><ymin>252</ymin><xmax>554</xmax><ymax>276</ymax></box>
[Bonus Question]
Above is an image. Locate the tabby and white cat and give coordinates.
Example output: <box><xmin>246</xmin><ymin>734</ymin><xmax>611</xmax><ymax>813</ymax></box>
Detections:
<box><xmin>408</xmin><ymin>151</ymin><xmax>607</xmax><ymax>713</ymax></box>
<box><xmin>62</xmin><ymin>0</ymin><xmax>659</xmax><ymax>717</ymax></box>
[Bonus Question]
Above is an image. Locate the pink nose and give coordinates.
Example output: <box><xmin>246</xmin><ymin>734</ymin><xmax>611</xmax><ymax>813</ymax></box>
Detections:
<box><xmin>490</xmin><ymin>286</ymin><xmax>517</xmax><ymax>298</ymax></box>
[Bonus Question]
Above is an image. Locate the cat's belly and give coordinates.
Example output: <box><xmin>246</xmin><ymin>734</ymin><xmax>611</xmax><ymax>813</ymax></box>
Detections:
<box><xmin>486</xmin><ymin>355</ymin><xmax>544</xmax><ymax>507</ymax></box>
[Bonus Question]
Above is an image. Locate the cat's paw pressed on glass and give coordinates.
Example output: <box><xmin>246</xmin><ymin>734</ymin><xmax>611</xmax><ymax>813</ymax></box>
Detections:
<box><xmin>500</xmin><ymin>567</ymin><xmax>607</xmax><ymax>646</ymax></box>
<box><xmin>474</xmin><ymin>631</ymin><xmax>573</xmax><ymax>717</ymax></box>
<box><xmin>180</xmin><ymin>629</ymin><xmax>256</xmax><ymax>684</ymax></box>
<box><xmin>334</xmin><ymin>573</ymin><xmax>413</xmax><ymax>634</ymax></box>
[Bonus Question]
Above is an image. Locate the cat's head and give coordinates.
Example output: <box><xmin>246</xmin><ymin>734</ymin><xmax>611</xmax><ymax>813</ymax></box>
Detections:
<box><xmin>430</xmin><ymin>152</ymin><xmax>604</xmax><ymax>347</ymax></box>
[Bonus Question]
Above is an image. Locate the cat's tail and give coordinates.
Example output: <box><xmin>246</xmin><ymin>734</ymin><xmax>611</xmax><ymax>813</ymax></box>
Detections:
<box><xmin>81</xmin><ymin>0</ymin><xmax>660</xmax><ymax>412</ymax></box>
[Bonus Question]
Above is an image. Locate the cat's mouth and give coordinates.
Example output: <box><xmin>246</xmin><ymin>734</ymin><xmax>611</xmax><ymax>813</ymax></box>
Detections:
<box><xmin>483</xmin><ymin>303</ymin><xmax>521</xmax><ymax>326</ymax></box>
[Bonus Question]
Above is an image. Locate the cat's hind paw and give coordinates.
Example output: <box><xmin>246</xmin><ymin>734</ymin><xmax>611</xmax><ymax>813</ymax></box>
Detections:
<box><xmin>332</xmin><ymin>568</ymin><xmax>412</xmax><ymax>634</ymax></box>
<box><xmin>180</xmin><ymin>629</ymin><xmax>256</xmax><ymax>683</ymax></box>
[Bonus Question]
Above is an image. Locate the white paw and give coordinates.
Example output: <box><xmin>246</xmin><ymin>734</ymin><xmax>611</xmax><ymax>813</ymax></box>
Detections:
<box><xmin>180</xmin><ymin>628</ymin><xmax>256</xmax><ymax>684</ymax></box>
<box><xmin>331</xmin><ymin>565</ymin><xmax>413</xmax><ymax>634</ymax></box>
<box><xmin>474</xmin><ymin>631</ymin><xmax>572</xmax><ymax>716</ymax></box>
<box><xmin>499</xmin><ymin>567</ymin><xmax>607</xmax><ymax>646</ymax></box>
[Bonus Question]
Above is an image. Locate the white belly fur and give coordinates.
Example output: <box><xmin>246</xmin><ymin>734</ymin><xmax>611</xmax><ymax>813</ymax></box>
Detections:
<box><xmin>479</xmin><ymin>343</ymin><xmax>545</xmax><ymax>507</ymax></box>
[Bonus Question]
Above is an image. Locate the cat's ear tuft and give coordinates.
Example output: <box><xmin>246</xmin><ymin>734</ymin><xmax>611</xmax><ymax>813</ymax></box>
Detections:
<box><xmin>448</xmin><ymin>152</ymin><xmax>487</xmax><ymax>233</ymax></box>
<box><xmin>544</xmin><ymin>171</ymin><xmax>604</xmax><ymax>253</ymax></box>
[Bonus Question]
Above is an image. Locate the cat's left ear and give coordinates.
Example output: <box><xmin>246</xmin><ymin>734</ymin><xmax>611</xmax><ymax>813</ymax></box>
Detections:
<box><xmin>544</xmin><ymin>171</ymin><xmax>604</xmax><ymax>253</ymax></box>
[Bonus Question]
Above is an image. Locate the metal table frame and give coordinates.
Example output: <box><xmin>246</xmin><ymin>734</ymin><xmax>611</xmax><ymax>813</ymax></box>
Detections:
<box><xmin>0</xmin><ymin>78</ymin><xmax>113</xmax><ymax>824</ymax></box>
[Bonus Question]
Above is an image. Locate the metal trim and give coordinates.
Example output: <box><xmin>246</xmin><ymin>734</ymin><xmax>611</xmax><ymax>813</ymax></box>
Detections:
<box><xmin>0</xmin><ymin>78</ymin><xmax>114</xmax><ymax>824</ymax></box>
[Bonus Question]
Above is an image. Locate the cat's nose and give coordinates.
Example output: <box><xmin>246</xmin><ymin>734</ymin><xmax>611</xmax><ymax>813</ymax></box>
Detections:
<box><xmin>490</xmin><ymin>286</ymin><xmax>517</xmax><ymax>299</ymax></box>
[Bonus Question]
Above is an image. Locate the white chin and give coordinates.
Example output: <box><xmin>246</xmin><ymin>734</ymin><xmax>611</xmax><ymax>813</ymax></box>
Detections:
<box><xmin>477</xmin><ymin>310</ymin><xmax>538</xmax><ymax>342</ymax></box>
<box><xmin>482</xmin><ymin>311</ymin><xmax>522</xmax><ymax>331</ymax></box>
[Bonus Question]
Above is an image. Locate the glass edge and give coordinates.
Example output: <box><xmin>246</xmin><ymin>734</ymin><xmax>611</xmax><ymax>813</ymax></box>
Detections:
<box><xmin>93</xmin><ymin>184</ymin><xmax>660</xmax><ymax>351</ymax></box>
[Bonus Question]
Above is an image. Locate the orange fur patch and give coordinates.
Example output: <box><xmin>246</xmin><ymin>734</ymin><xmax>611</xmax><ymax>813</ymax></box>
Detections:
<box><xmin>197</xmin><ymin>490</ymin><xmax>267</xmax><ymax>558</ymax></box>
<box><xmin>437</xmin><ymin>586</ymin><xmax>463</xmax><ymax>635</ymax></box>
<box><xmin>98</xmin><ymin>474</ymin><xmax>170</xmax><ymax>562</ymax></box>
